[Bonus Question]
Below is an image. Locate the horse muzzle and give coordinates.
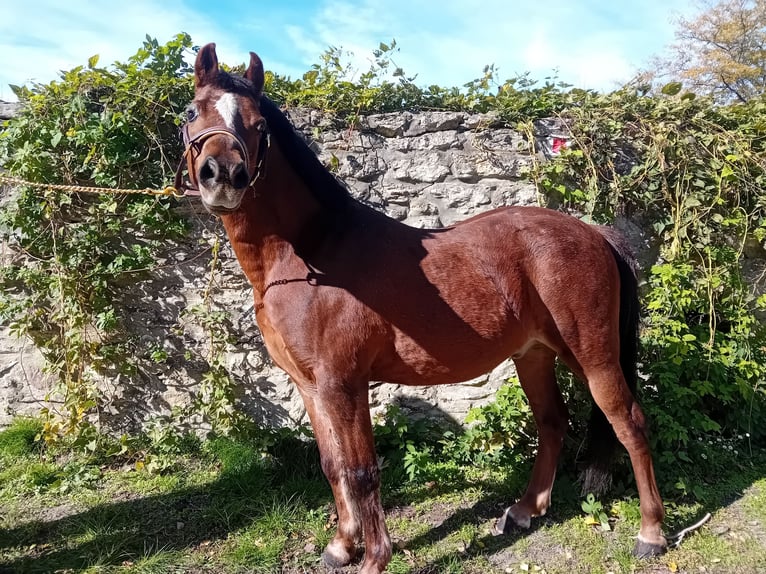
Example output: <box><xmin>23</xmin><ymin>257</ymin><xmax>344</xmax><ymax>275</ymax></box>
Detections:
<box><xmin>196</xmin><ymin>154</ymin><xmax>250</xmax><ymax>213</ymax></box>
<box><xmin>175</xmin><ymin>123</ymin><xmax>270</xmax><ymax>207</ymax></box>
<box><xmin>199</xmin><ymin>155</ymin><xmax>250</xmax><ymax>191</ymax></box>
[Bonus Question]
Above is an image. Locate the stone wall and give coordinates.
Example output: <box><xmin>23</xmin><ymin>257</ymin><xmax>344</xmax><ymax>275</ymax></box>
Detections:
<box><xmin>2</xmin><ymin>106</ymin><xmax>562</xmax><ymax>430</ymax></box>
<box><xmin>6</xmin><ymin>105</ymin><xmax>761</xmax><ymax>432</ymax></box>
<box><xmin>0</xmin><ymin>101</ymin><xmax>20</xmax><ymax>120</ymax></box>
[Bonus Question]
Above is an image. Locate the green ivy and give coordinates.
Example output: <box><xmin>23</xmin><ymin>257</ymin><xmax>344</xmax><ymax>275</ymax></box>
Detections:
<box><xmin>264</xmin><ymin>41</ymin><xmax>576</xmax><ymax>122</ymax></box>
<box><xmin>444</xmin><ymin>379</ymin><xmax>535</xmax><ymax>466</ymax></box>
<box><xmin>0</xmin><ymin>34</ymin><xmax>193</xmax><ymax>443</ymax></box>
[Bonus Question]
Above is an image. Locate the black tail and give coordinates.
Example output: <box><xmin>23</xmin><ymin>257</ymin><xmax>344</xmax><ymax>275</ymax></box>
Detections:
<box><xmin>581</xmin><ymin>227</ymin><xmax>640</xmax><ymax>495</ymax></box>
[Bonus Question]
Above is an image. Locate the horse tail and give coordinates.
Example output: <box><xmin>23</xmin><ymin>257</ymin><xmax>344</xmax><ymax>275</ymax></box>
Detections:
<box><xmin>581</xmin><ymin>226</ymin><xmax>640</xmax><ymax>495</ymax></box>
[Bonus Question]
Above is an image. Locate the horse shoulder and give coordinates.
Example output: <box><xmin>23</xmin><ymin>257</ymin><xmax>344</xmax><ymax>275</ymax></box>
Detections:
<box><xmin>255</xmin><ymin>304</ymin><xmax>316</xmax><ymax>387</ymax></box>
<box><xmin>256</xmin><ymin>283</ymin><xmax>382</xmax><ymax>388</ymax></box>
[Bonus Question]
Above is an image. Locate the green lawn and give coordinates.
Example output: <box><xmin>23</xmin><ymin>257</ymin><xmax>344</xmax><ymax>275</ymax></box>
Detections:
<box><xmin>1</xmin><ymin>421</ymin><xmax>764</xmax><ymax>574</ymax></box>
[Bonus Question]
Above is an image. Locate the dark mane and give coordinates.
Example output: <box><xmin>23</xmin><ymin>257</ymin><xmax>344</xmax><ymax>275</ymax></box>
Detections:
<box><xmin>258</xmin><ymin>95</ymin><xmax>353</xmax><ymax>213</ymax></box>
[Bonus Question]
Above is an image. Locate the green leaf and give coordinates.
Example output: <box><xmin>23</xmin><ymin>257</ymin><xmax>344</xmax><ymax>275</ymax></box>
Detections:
<box><xmin>88</xmin><ymin>54</ymin><xmax>100</xmax><ymax>69</ymax></box>
<box><xmin>661</xmin><ymin>82</ymin><xmax>683</xmax><ymax>96</ymax></box>
<box><xmin>720</xmin><ymin>164</ymin><xmax>735</xmax><ymax>179</ymax></box>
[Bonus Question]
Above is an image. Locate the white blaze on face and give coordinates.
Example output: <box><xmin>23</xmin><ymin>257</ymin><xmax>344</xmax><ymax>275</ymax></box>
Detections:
<box><xmin>215</xmin><ymin>92</ymin><xmax>240</xmax><ymax>129</ymax></box>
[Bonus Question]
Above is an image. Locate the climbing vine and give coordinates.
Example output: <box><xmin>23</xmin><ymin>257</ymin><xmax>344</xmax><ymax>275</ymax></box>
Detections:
<box><xmin>0</xmin><ymin>34</ymin><xmax>193</xmax><ymax>444</ymax></box>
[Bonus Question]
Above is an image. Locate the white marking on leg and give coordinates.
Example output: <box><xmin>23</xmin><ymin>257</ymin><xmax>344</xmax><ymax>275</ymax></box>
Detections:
<box><xmin>215</xmin><ymin>93</ymin><xmax>240</xmax><ymax>129</ymax></box>
<box><xmin>340</xmin><ymin>475</ymin><xmax>362</xmax><ymax>540</ymax></box>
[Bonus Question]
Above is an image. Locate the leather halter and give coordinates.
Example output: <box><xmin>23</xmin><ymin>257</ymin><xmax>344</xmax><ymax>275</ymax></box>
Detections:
<box><xmin>173</xmin><ymin>121</ymin><xmax>269</xmax><ymax>197</ymax></box>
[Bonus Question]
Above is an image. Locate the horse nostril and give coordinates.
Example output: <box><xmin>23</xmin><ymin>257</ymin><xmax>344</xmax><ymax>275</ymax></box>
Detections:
<box><xmin>231</xmin><ymin>163</ymin><xmax>249</xmax><ymax>190</ymax></box>
<box><xmin>199</xmin><ymin>156</ymin><xmax>218</xmax><ymax>182</ymax></box>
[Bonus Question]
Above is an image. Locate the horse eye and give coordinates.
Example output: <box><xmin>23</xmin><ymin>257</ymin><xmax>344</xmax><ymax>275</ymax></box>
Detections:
<box><xmin>185</xmin><ymin>107</ymin><xmax>198</xmax><ymax>122</ymax></box>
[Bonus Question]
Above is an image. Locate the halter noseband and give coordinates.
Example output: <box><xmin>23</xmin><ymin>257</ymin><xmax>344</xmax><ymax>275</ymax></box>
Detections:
<box><xmin>174</xmin><ymin>121</ymin><xmax>270</xmax><ymax>197</ymax></box>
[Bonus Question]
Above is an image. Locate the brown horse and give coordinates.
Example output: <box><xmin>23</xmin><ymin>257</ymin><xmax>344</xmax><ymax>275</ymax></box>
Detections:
<box><xmin>179</xmin><ymin>43</ymin><xmax>667</xmax><ymax>573</ymax></box>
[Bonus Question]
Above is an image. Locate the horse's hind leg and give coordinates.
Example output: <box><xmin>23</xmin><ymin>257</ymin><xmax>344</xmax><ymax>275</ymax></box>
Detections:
<box><xmin>495</xmin><ymin>344</ymin><xmax>568</xmax><ymax>533</ymax></box>
<box><xmin>579</xmin><ymin>362</ymin><xmax>666</xmax><ymax>556</ymax></box>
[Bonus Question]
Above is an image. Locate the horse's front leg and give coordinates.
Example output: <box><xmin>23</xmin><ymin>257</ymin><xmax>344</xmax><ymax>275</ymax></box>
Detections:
<box><xmin>297</xmin><ymin>382</ymin><xmax>392</xmax><ymax>574</ymax></box>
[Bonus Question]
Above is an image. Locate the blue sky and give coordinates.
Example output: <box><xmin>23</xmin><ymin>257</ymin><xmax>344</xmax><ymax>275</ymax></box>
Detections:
<box><xmin>1</xmin><ymin>0</ymin><xmax>697</xmax><ymax>102</ymax></box>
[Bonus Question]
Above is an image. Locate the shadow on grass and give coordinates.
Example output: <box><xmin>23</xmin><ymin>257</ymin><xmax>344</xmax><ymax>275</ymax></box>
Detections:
<box><xmin>0</xmin><ymin>436</ymin><xmax>330</xmax><ymax>573</ymax></box>
<box><xmin>402</xmin><ymin>456</ymin><xmax>766</xmax><ymax>574</ymax></box>
<box><xmin>388</xmin><ymin>471</ymin><xmax>581</xmax><ymax>572</ymax></box>
<box><xmin>1</xmin><ymin>428</ymin><xmax>764</xmax><ymax>574</ymax></box>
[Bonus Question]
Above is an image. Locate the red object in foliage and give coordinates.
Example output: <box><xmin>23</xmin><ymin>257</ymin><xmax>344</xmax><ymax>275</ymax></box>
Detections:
<box><xmin>552</xmin><ymin>137</ymin><xmax>567</xmax><ymax>154</ymax></box>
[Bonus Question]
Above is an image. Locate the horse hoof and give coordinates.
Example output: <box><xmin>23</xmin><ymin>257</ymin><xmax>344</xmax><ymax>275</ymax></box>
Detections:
<box><xmin>321</xmin><ymin>541</ymin><xmax>356</xmax><ymax>568</ymax></box>
<box><xmin>322</xmin><ymin>549</ymin><xmax>353</xmax><ymax>568</ymax></box>
<box><xmin>633</xmin><ymin>538</ymin><xmax>667</xmax><ymax>558</ymax></box>
<box><xmin>492</xmin><ymin>506</ymin><xmax>531</xmax><ymax>535</ymax></box>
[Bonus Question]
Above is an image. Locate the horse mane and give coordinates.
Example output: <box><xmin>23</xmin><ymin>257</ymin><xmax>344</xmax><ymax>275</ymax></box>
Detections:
<box><xmin>258</xmin><ymin>95</ymin><xmax>353</xmax><ymax>213</ymax></box>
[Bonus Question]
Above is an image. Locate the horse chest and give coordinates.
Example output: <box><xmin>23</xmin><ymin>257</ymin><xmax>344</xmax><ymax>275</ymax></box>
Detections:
<box><xmin>255</xmin><ymin>308</ymin><xmax>315</xmax><ymax>387</ymax></box>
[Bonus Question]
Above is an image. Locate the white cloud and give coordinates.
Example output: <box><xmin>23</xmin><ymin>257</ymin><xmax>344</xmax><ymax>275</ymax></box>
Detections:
<box><xmin>0</xmin><ymin>0</ymin><xmax>699</xmax><ymax>102</ymax></box>
<box><xmin>0</xmin><ymin>0</ymin><xmax>226</xmax><ymax>101</ymax></box>
<box><xmin>265</xmin><ymin>0</ymin><xmax>697</xmax><ymax>91</ymax></box>
<box><xmin>282</xmin><ymin>1</ymin><xmax>403</xmax><ymax>79</ymax></box>
<box><xmin>519</xmin><ymin>25</ymin><xmax>637</xmax><ymax>89</ymax></box>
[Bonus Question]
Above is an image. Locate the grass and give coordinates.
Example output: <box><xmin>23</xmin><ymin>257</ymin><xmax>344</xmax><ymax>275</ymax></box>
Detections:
<box><xmin>0</xmin><ymin>420</ymin><xmax>764</xmax><ymax>573</ymax></box>
<box><xmin>0</xmin><ymin>417</ymin><xmax>43</xmax><ymax>458</ymax></box>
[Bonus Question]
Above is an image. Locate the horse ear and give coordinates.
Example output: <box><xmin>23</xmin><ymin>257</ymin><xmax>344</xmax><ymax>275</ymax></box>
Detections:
<box><xmin>195</xmin><ymin>43</ymin><xmax>219</xmax><ymax>87</ymax></box>
<box><xmin>244</xmin><ymin>52</ymin><xmax>264</xmax><ymax>96</ymax></box>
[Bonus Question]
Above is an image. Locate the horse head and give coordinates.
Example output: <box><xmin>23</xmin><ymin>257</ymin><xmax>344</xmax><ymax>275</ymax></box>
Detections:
<box><xmin>183</xmin><ymin>43</ymin><xmax>268</xmax><ymax>214</ymax></box>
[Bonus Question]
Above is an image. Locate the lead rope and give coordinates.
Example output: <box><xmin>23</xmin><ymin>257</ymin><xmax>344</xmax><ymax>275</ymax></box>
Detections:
<box><xmin>0</xmin><ymin>174</ymin><xmax>184</xmax><ymax>197</ymax></box>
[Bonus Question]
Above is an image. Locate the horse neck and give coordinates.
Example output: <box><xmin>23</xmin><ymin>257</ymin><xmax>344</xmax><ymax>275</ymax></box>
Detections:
<box><xmin>219</xmin><ymin>139</ymin><xmax>342</xmax><ymax>293</ymax></box>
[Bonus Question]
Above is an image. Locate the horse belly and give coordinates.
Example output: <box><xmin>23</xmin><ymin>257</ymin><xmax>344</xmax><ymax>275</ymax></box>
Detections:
<box><xmin>368</xmin><ymin>236</ymin><xmax>531</xmax><ymax>386</ymax></box>
<box><xmin>372</xmin><ymin>318</ymin><xmax>525</xmax><ymax>387</ymax></box>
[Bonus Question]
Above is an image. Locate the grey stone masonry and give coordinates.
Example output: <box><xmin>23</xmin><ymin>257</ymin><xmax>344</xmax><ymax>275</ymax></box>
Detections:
<box><xmin>4</xmin><ymin>104</ymin><xmax>760</xmax><ymax>432</ymax></box>
<box><xmin>0</xmin><ymin>101</ymin><xmax>21</xmax><ymax>120</ymax></box>
<box><xmin>1</xmin><ymin>105</ymin><xmax>547</xmax><ymax>430</ymax></box>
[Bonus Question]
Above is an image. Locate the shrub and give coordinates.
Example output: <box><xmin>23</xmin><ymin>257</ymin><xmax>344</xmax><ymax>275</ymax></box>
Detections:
<box><xmin>0</xmin><ymin>34</ymin><xmax>192</xmax><ymax>443</ymax></box>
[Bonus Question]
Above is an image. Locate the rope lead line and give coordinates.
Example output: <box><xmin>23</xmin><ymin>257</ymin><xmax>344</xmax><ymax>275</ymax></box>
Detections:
<box><xmin>0</xmin><ymin>174</ymin><xmax>184</xmax><ymax>198</ymax></box>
